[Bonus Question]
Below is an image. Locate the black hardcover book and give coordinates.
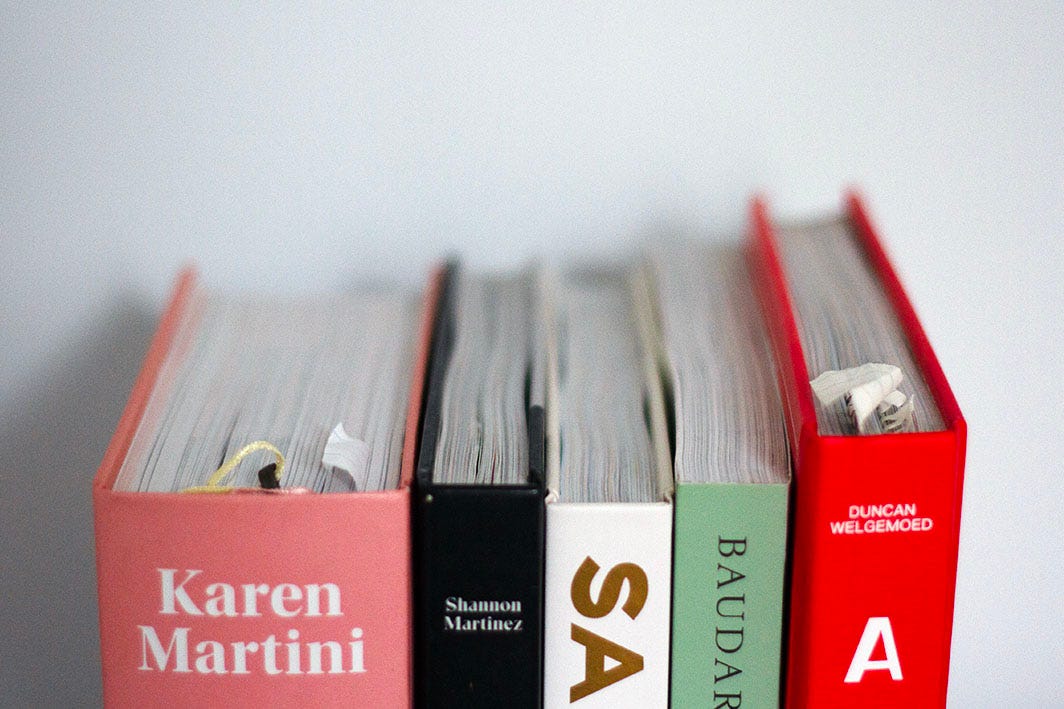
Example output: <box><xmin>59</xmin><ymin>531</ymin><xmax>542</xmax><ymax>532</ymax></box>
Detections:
<box><xmin>413</xmin><ymin>264</ymin><xmax>546</xmax><ymax>708</ymax></box>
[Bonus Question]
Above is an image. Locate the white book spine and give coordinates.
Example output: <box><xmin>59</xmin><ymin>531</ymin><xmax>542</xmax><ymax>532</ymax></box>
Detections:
<box><xmin>544</xmin><ymin>502</ymin><xmax>673</xmax><ymax>708</ymax></box>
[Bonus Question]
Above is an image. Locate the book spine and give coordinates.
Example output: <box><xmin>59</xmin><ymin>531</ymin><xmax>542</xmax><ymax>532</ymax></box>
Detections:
<box><xmin>94</xmin><ymin>491</ymin><xmax>412</xmax><ymax>708</ymax></box>
<box><xmin>543</xmin><ymin>503</ymin><xmax>672</xmax><ymax>708</ymax></box>
<box><xmin>786</xmin><ymin>432</ymin><xmax>962</xmax><ymax>707</ymax></box>
<box><xmin>748</xmin><ymin>193</ymin><xmax>966</xmax><ymax>706</ymax></box>
<box><xmin>670</xmin><ymin>482</ymin><xmax>789</xmax><ymax>708</ymax></box>
<box><xmin>414</xmin><ymin>485</ymin><xmax>544</xmax><ymax>708</ymax></box>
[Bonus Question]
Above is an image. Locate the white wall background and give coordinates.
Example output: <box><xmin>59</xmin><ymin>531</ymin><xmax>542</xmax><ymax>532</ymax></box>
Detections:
<box><xmin>2</xmin><ymin>3</ymin><xmax>1060</xmax><ymax>705</ymax></box>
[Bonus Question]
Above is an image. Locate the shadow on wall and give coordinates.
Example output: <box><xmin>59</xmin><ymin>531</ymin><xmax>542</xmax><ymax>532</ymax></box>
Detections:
<box><xmin>0</xmin><ymin>297</ymin><xmax>156</xmax><ymax>706</ymax></box>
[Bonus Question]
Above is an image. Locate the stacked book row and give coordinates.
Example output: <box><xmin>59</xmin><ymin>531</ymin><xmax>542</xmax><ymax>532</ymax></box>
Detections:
<box><xmin>93</xmin><ymin>193</ymin><xmax>966</xmax><ymax>708</ymax></box>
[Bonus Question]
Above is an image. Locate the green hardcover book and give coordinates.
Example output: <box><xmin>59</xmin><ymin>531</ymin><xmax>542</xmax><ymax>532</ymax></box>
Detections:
<box><xmin>672</xmin><ymin>480</ymin><xmax>789</xmax><ymax>706</ymax></box>
<box><xmin>648</xmin><ymin>244</ymin><xmax>791</xmax><ymax>707</ymax></box>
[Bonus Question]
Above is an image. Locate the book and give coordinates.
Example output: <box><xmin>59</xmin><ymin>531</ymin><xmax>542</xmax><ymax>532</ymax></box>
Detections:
<box><xmin>650</xmin><ymin>244</ymin><xmax>791</xmax><ymax>708</ymax></box>
<box><xmin>749</xmin><ymin>193</ymin><xmax>967</xmax><ymax>707</ymax></box>
<box><xmin>542</xmin><ymin>266</ymin><xmax>674</xmax><ymax>708</ymax></box>
<box><xmin>93</xmin><ymin>268</ymin><xmax>440</xmax><ymax>707</ymax></box>
<box><xmin>413</xmin><ymin>264</ymin><xmax>546</xmax><ymax>707</ymax></box>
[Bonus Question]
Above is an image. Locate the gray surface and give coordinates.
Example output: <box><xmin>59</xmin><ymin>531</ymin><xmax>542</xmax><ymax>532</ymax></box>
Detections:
<box><xmin>0</xmin><ymin>301</ymin><xmax>154</xmax><ymax>706</ymax></box>
<box><xmin>2</xmin><ymin>3</ymin><xmax>1061</xmax><ymax>706</ymax></box>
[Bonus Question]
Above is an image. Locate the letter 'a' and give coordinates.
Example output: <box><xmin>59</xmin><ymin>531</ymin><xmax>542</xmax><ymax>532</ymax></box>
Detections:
<box><xmin>844</xmin><ymin>616</ymin><xmax>903</xmax><ymax>683</ymax></box>
<box><xmin>569</xmin><ymin>624</ymin><xmax>644</xmax><ymax>702</ymax></box>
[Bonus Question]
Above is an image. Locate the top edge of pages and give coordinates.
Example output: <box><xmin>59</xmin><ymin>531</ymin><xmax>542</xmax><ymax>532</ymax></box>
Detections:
<box><xmin>93</xmin><ymin>192</ymin><xmax>966</xmax><ymax>709</ymax></box>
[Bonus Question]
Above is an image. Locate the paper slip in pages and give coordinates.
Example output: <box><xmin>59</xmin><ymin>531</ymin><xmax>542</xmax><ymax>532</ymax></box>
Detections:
<box><xmin>115</xmin><ymin>284</ymin><xmax>419</xmax><ymax>493</ymax></box>
<box><xmin>773</xmin><ymin>213</ymin><xmax>943</xmax><ymax>436</ymax></box>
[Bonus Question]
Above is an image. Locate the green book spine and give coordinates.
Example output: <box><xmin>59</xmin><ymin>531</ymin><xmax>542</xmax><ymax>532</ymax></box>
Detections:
<box><xmin>670</xmin><ymin>481</ymin><xmax>789</xmax><ymax>707</ymax></box>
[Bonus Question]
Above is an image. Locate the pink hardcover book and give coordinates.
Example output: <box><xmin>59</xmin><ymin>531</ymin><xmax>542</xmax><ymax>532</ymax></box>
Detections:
<box><xmin>93</xmin><ymin>269</ymin><xmax>440</xmax><ymax>708</ymax></box>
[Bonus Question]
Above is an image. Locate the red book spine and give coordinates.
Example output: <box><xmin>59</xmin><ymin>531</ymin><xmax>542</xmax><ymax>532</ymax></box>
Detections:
<box><xmin>749</xmin><ymin>194</ymin><xmax>966</xmax><ymax>707</ymax></box>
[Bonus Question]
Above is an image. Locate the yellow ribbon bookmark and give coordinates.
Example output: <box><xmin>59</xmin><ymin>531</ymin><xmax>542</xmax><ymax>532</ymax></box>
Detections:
<box><xmin>182</xmin><ymin>441</ymin><xmax>286</xmax><ymax>494</ymax></box>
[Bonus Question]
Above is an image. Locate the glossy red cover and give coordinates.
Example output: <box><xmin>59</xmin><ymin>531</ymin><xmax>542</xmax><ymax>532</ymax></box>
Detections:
<box><xmin>749</xmin><ymin>193</ymin><xmax>966</xmax><ymax>707</ymax></box>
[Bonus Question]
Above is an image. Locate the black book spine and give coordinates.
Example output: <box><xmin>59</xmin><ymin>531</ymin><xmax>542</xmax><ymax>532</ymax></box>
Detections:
<box><xmin>412</xmin><ymin>263</ymin><xmax>546</xmax><ymax>707</ymax></box>
<box><xmin>414</xmin><ymin>484</ymin><xmax>544</xmax><ymax>708</ymax></box>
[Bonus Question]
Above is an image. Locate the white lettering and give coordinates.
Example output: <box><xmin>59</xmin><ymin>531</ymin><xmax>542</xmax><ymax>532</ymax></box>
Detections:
<box><xmin>305</xmin><ymin>583</ymin><xmax>342</xmax><ymax>617</ymax></box>
<box><xmin>137</xmin><ymin>627</ymin><xmax>368</xmax><ymax>675</ymax></box>
<box><xmin>161</xmin><ymin>572</ymin><xmax>343</xmax><ymax>618</ymax></box>
<box><xmin>848</xmin><ymin>503</ymin><xmax>919</xmax><ymax>519</ymax></box>
<box><xmin>844</xmin><ymin>617</ymin><xmax>903</xmax><ymax>683</ymax></box>
<box><xmin>307</xmin><ymin>641</ymin><xmax>344</xmax><ymax>674</ymax></box>
<box><xmin>242</xmin><ymin>583</ymin><xmax>270</xmax><ymax>617</ymax></box>
<box><xmin>350</xmin><ymin>628</ymin><xmax>365</xmax><ymax>673</ymax></box>
<box><xmin>194</xmin><ymin>640</ymin><xmax>227</xmax><ymax>674</ymax></box>
<box><xmin>159</xmin><ymin>569</ymin><xmax>202</xmax><ymax>615</ymax></box>
<box><xmin>262</xmin><ymin>634</ymin><xmax>282</xmax><ymax>675</ymax></box>
<box><xmin>831</xmin><ymin>517</ymin><xmax>934</xmax><ymax>535</ymax></box>
<box><xmin>204</xmin><ymin>583</ymin><xmax>236</xmax><ymax>617</ymax></box>
<box><xmin>231</xmin><ymin>641</ymin><xmax>259</xmax><ymax>674</ymax></box>
<box><xmin>285</xmin><ymin>629</ymin><xmax>302</xmax><ymax>674</ymax></box>
<box><xmin>272</xmin><ymin>584</ymin><xmax>303</xmax><ymax>617</ymax></box>
<box><xmin>139</xmin><ymin>626</ymin><xmax>190</xmax><ymax>672</ymax></box>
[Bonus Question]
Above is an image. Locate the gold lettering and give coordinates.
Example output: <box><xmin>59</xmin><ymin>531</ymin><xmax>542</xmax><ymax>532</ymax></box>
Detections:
<box><xmin>569</xmin><ymin>624</ymin><xmax>644</xmax><ymax>702</ymax></box>
<box><xmin>570</xmin><ymin>557</ymin><xmax>648</xmax><ymax>620</ymax></box>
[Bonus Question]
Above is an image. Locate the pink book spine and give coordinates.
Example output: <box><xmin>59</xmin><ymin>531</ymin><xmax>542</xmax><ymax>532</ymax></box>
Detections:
<box><xmin>95</xmin><ymin>492</ymin><xmax>411</xmax><ymax>708</ymax></box>
<box><xmin>93</xmin><ymin>268</ymin><xmax>444</xmax><ymax>707</ymax></box>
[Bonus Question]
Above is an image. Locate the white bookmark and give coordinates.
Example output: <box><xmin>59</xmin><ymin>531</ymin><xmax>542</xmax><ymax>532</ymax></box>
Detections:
<box><xmin>810</xmin><ymin>363</ymin><xmax>915</xmax><ymax>433</ymax></box>
<box><xmin>322</xmin><ymin>423</ymin><xmax>369</xmax><ymax>490</ymax></box>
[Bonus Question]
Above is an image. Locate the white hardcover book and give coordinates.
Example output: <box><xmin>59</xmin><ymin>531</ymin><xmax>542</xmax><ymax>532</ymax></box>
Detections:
<box><xmin>544</xmin><ymin>503</ymin><xmax>672</xmax><ymax>707</ymax></box>
<box><xmin>542</xmin><ymin>264</ymin><xmax>674</xmax><ymax>708</ymax></box>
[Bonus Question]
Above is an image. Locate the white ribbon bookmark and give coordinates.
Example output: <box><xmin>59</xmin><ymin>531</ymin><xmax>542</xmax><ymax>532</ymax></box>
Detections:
<box><xmin>322</xmin><ymin>423</ymin><xmax>369</xmax><ymax>490</ymax></box>
<box><xmin>810</xmin><ymin>363</ymin><xmax>915</xmax><ymax>434</ymax></box>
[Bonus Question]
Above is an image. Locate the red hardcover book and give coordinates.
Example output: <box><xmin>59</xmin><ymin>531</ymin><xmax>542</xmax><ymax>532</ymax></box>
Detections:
<box><xmin>749</xmin><ymin>193</ymin><xmax>966</xmax><ymax>707</ymax></box>
<box><xmin>93</xmin><ymin>269</ymin><xmax>440</xmax><ymax>707</ymax></box>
